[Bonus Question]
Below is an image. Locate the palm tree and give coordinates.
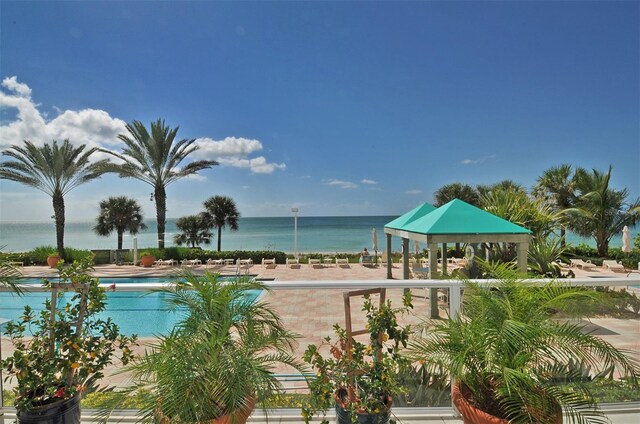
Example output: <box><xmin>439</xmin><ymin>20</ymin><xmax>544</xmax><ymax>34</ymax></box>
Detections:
<box><xmin>101</xmin><ymin>119</ymin><xmax>217</xmax><ymax>248</ymax></box>
<box><xmin>93</xmin><ymin>196</ymin><xmax>147</xmax><ymax>249</ymax></box>
<box><xmin>566</xmin><ymin>166</ymin><xmax>640</xmax><ymax>257</ymax></box>
<box><xmin>173</xmin><ymin>215</ymin><xmax>212</xmax><ymax>248</ymax></box>
<box><xmin>202</xmin><ymin>196</ymin><xmax>240</xmax><ymax>252</ymax></box>
<box><xmin>476</xmin><ymin>179</ymin><xmax>526</xmax><ymax>197</ymax></box>
<box><xmin>533</xmin><ymin>164</ymin><xmax>576</xmax><ymax>247</ymax></box>
<box><xmin>433</xmin><ymin>182</ymin><xmax>480</xmax><ymax>207</ymax></box>
<box><xmin>0</xmin><ymin>140</ymin><xmax>108</xmax><ymax>257</ymax></box>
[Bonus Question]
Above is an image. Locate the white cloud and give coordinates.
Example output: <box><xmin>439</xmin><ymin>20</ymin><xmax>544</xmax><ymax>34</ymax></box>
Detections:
<box><xmin>0</xmin><ymin>77</ymin><xmax>286</xmax><ymax>175</ymax></box>
<box><xmin>0</xmin><ymin>76</ymin><xmax>126</xmax><ymax>152</ymax></box>
<box><xmin>325</xmin><ymin>179</ymin><xmax>357</xmax><ymax>189</ymax></box>
<box><xmin>192</xmin><ymin>137</ymin><xmax>286</xmax><ymax>174</ymax></box>
<box><xmin>460</xmin><ymin>154</ymin><xmax>497</xmax><ymax>165</ymax></box>
<box><xmin>361</xmin><ymin>179</ymin><xmax>378</xmax><ymax>185</ymax></box>
<box><xmin>405</xmin><ymin>189</ymin><xmax>423</xmax><ymax>195</ymax></box>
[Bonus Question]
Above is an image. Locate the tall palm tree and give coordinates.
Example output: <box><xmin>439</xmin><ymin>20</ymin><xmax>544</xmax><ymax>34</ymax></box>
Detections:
<box><xmin>533</xmin><ymin>164</ymin><xmax>576</xmax><ymax>247</ymax></box>
<box><xmin>173</xmin><ymin>215</ymin><xmax>212</xmax><ymax>248</ymax></box>
<box><xmin>566</xmin><ymin>166</ymin><xmax>640</xmax><ymax>257</ymax></box>
<box><xmin>94</xmin><ymin>196</ymin><xmax>147</xmax><ymax>249</ymax></box>
<box><xmin>101</xmin><ymin>119</ymin><xmax>217</xmax><ymax>248</ymax></box>
<box><xmin>476</xmin><ymin>179</ymin><xmax>526</xmax><ymax>197</ymax></box>
<box><xmin>202</xmin><ymin>196</ymin><xmax>240</xmax><ymax>252</ymax></box>
<box><xmin>0</xmin><ymin>140</ymin><xmax>108</xmax><ymax>257</ymax></box>
<box><xmin>433</xmin><ymin>182</ymin><xmax>480</xmax><ymax>207</ymax></box>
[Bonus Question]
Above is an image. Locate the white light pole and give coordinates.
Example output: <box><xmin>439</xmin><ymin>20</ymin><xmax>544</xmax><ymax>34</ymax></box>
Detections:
<box><xmin>291</xmin><ymin>207</ymin><xmax>299</xmax><ymax>259</ymax></box>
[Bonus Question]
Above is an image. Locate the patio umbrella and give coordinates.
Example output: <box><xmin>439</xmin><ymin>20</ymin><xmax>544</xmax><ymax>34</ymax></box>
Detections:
<box><xmin>372</xmin><ymin>228</ymin><xmax>379</xmax><ymax>255</ymax></box>
<box><xmin>622</xmin><ymin>226</ymin><xmax>631</xmax><ymax>253</ymax></box>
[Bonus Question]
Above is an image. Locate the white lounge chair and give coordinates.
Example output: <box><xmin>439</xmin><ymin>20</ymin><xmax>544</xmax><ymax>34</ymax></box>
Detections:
<box><xmin>206</xmin><ymin>258</ymin><xmax>223</xmax><ymax>268</ymax></box>
<box><xmin>262</xmin><ymin>258</ymin><xmax>277</xmax><ymax>268</ymax></box>
<box><xmin>602</xmin><ymin>260</ymin><xmax>625</xmax><ymax>272</ymax></box>
<box><xmin>308</xmin><ymin>258</ymin><xmax>321</xmax><ymax>268</ymax></box>
<box><xmin>569</xmin><ymin>259</ymin><xmax>596</xmax><ymax>270</ymax></box>
<box><xmin>286</xmin><ymin>258</ymin><xmax>301</xmax><ymax>268</ymax></box>
<box><xmin>361</xmin><ymin>255</ymin><xmax>375</xmax><ymax>267</ymax></box>
<box><xmin>323</xmin><ymin>257</ymin><xmax>335</xmax><ymax>267</ymax></box>
<box><xmin>335</xmin><ymin>258</ymin><xmax>349</xmax><ymax>267</ymax></box>
<box><xmin>181</xmin><ymin>259</ymin><xmax>201</xmax><ymax>267</ymax></box>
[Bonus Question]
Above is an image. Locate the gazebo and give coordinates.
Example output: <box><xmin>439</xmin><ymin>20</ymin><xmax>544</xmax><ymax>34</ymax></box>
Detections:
<box><xmin>384</xmin><ymin>199</ymin><xmax>532</xmax><ymax>280</ymax></box>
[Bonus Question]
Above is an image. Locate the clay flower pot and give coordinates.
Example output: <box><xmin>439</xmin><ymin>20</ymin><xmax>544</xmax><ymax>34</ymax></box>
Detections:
<box><xmin>452</xmin><ymin>383</ymin><xmax>508</xmax><ymax>424</ymax></box>
<box><xmin>46</xmin><ymin>255</ymin><xmax>61</xmax><ymax>268</ymax></box>
<box><xmin>140</xmin><ymin>255</ymin><xmax>156</xmax><ymax>267</ymax></box>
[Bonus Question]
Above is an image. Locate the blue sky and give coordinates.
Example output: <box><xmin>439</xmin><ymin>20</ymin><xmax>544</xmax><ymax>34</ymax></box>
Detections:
<box><xmin>1</xmin><ymin>1</ymin><xmax>638</xmax><ymax>222</ymax></box>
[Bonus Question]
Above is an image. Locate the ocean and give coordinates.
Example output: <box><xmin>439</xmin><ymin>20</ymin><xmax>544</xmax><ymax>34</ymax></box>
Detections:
<box><xmin>0</xmin><ymin>216</ymin><xmax>635</xmax><ymax>254</ymax></box>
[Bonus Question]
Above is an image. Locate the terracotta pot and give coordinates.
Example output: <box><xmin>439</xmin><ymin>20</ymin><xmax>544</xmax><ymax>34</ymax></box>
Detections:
<box><xmin>156</xmin><ymin>396</ymin><xmax>255</xmax><ymax>424</ymax></box>
<box><xmin>46</xmin><ymin>255</ymin><xmax>61</xmax><ymax>268</ymax></box>
<box><xmin>334</xmin><ymin>391</ymin><xmax>392</xmax><ymax>424</ymax></box>
<box><xmin>140</xmin><ymin>255</ymin><xmax>156</xmax><ymax>267</ymax></box>
<box><xmin>452</xmin><ymin>383</ymin><xmax>508</xmax><ymax>424</ymax></box>
<box><xmin>452</xmin><ymin>383</ymin><xmax>562</xmax><ymax>424</ymax></box>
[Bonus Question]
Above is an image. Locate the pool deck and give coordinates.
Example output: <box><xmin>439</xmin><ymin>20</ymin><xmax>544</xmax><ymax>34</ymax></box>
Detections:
<box><xmin>2</xmin><ymin>263</ymin><xmax>639</xmax><ymax>422</ymax></box>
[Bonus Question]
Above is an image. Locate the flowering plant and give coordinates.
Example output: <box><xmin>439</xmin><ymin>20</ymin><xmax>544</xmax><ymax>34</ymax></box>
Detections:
<box><xmin>1</xmin><ymin>259</ymin><xmax>137</xmax><ymax>411</ymax></box>
<box><xmin>302</xmin><ymin>291</ymin><xmax>413</xmax><ymax>424</ymax></box>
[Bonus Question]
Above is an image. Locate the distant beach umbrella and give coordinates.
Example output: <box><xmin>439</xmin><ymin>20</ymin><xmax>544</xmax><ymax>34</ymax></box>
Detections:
<box><xmin>414</xmin><ymin>240</ymin><xmax>420</xmax><ymax>255</ymax></box>
<box><xmin>622</xmin><ymin>226</ymin><xmax>631</xmax><ymax>253</ymax></box>
<box><xmin>372</xmin><ymin>228</ymin><xmax>379</xmax><ymax>254</ymax></box>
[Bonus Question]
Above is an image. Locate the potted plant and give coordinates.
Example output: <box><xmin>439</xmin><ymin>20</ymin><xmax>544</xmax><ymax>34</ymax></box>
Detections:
<box><xmin>302</xmin><ymin>291</ymin><xmax>413</xmax><ymax>424</ymax></box>
<box><xmin>46</xmin><ymin>251</ymin><xmax>62</xmax><ymax>268</ymax></box>
<box><xmin>1</xmin><ymin>259</ymin><xmax>137</xmax><ymax>424</ymax></box>
<box><xmin>409</xmin><ymin>261</ymin><xmax>640</xmax><ymax>424</ymax></box>
<box><xmin>106</xmin><ymin>272</ymin><xmax>305</xmax><ymax>423</ymax></box>
<box><xmin>139</xmin><ymin>251</ymin><xmax>155</xmax><ymax>267</ymax></box>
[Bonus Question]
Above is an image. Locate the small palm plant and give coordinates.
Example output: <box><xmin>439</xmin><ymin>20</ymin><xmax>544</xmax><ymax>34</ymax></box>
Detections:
<box><xmin>108</xmin><ymin>272</ymin><xmax>304</xmax><ymax>423</ymax></box>
<box><xmin>409</xmin><ymin>260</ymin><xmax>640</xmax><ymax>424</ymax></box>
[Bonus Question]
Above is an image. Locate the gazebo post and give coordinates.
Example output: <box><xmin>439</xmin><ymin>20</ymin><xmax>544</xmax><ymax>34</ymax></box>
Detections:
<box><xmin>386</xmin><ymin>233</ymin><xmax>393</xmax><ymax>279</ymax></box>
<box><xmin>516</xmin><ymin>241</ymin><xmax>529</xmax><ymax>273</ymax></box>
<box><xmin>402</xmin><ymin>238</ymin><xmax>410</xmax><ymax>280</ymax></box>
<box><xmin>428</xmin><ymin>242</ymin><xmax>439</xmax><ymax>318</ymax></box>
<box><xmin>442</xmin><ymin>242</ymin><xmax>448</xmax><ymax>276</ymax></box>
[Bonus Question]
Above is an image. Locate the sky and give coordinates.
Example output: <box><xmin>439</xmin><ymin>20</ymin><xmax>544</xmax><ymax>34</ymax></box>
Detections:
<box><xmin>0</xmin><ymin>1</ymin><xmax>639</xmax><ymax>222</ymax></box>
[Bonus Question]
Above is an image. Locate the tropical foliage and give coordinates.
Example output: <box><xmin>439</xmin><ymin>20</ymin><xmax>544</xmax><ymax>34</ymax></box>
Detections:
<box><xmin>0</xmin><ymin>249</ymin><xmax>23</xmax><ymax>294</ymax></box>
<box><xmin>93</xmin><ymin>196</ymin><xmax>146</xmax><ymax>249</ymax></box>
<box><xmin>202</xmin><ymin>195</ymin><xmax>240</xmax><ymax>251</ymax></box>
<box><xmin>109</xmin><ymin>273</ymin><xmax>303</xmax><ymax>422</ymax></box>
<box><xmin>173</xmin><ymin>214</ymin><xmax>212</xmax><ymax>248</ymax></box>
<box><xmin>1</xmin><ymin>259</ymin><xmax>137</xmax><ymax>411</ymax></box>
<box><xmin>527</xmin><ymin>237</ymin><xmax>569</xmax><ymax>278</ymax></box>
<box><xmin>566</xmin><ymin>166</ymin><xmax>640</xmax><ymax>256</ymax></box>
<box><xmin>409</xmin><ymin>261</ymin><xmax>640</xmax><ymax>424</ymax></box>
<box><xmin>302</xmin><ymin>291</ymin><xmax>413</xmax><ymax>424</ymax></box>
<box><xmin>433</xmin><ymin>182</ymin><xmax>480</xmax><ymax>207</ymax></box>
<box><xmin>101</xmin><ymin>119</ymin><xmax>217</xmax><ymax>248</ymax></box>
<box><xmin>533</xmin><ymin>164</ymin><xmax>576</xmax><ymax>247</ymax></box>
<box><xmin>0</xmin><ymin>139</ymin><xmax>108</xmax><ymax>257</ymax></box>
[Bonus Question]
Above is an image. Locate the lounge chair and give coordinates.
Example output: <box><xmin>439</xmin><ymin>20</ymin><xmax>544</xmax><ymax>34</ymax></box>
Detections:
<box><xmin>569</xmin><ymin>259</ymin><xmax>596</xmax><ymax>270</ymax></box>
<box><xmin>361</xmin><ymin>255</ymin><xmax>375</xmax><ymax>267</ymax></box>
<box><xmin>308</xmin><ymin>258</ymin><xmax>321</xmax><ymax>268</ymax></box>
<box><xmin>336</xmin><ymin>258</ymin><xmax>349</xmax><ymax>267</ymax></box>
<box><xmin>262</xmin><ymin>258</ymin><xmax>277</xmax><ymax>269</ymax></box>
<box><xmin>410</xmin><ymin>263</ymin><xmax>430</xmax><ymax>279</ymax></box>
<box><xmin>155</xmin><ymin>259</ymin><xmax>177</xmax><ymax>267</ymax></box>
<box><xmin>223</xmin><ymin>258</ymin><xmax>235</xmax><ymax>266</ymax></box>
<box><xmin>206</xmin><ymin>258</ymin><xmax>223</xmax><ymax>268</ymax></box>
<box><xmin>181</xmin><ymin>259</ymin><xmax>201</xmax><ymax>267</ymax></box>
<box><xmin>323</xmin><ymin>257</ymin><xmax>335</xmax><ymax>267</ymax></box>
<box><xmin>602</xmin><ymin>260</ymin><xmax>625</xmax><ymax>272</ymax></box>
<box><xmin>286</xmin><ymin>258</ymin><xmax>301</xmax><ymax>268</ymax></box>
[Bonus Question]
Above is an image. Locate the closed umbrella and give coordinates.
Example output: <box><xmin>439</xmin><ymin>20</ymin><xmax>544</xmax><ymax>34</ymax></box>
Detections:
<box><xmin>414</xmin><ymin>240</ymin><xmax>420</xmax><ymax>255</ymax></box>
<box><xmin>372</xmin><ymin>228</ymin><xmax>379</xmax><ymax>255</ymax></box>
<box><xmin>622</xmin><ymin>226</ymin><xmax>631</xmax><ymax>253</ymax></box>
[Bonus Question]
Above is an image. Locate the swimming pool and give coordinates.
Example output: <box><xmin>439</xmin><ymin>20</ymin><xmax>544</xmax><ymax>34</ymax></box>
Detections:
<box><xmin>0</xmin><ymin>277</ymin><xmax>263</xmax><ymax>336</ymax></box>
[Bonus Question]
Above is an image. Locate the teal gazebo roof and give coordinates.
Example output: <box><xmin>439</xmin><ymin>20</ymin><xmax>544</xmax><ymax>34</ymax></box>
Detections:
<box><xmin>402</xmin><ymin>199</ymin><xmax>531</xmax><ymax>235</ymax></box>
<box><xmin>384</xmin><ymin>202</ymin><xmax>437</xmax><ymax>230</ymax></box>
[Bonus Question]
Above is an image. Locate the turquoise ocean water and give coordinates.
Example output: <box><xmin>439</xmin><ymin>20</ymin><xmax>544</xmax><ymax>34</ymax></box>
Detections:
<box><xmin>0</xmin><ymin>216</ymin><xmax>636</xmax><ymax>254</ymax></box>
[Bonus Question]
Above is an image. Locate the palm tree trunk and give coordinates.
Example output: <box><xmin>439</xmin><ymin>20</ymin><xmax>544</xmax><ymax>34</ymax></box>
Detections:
<box><xmin>560</xmin><ymin>226</ymin><xmax>566</xmax><ymax>248</ymax></box>
<box><xmin>52</xmin><ymin>191</ymin><xmax>65</xmax><ymax>258</ymax></box>
<box><xmin>155</xmin><ymin>186</ymin><xmax>166</xmax><ymax>249</ymax></box>
<box><xmin>117</xmin><ymin>230</ymin><xmax>124</xmax><ymax>250</ymax></box>
<box><xmin>217</xmin><ymin>226</ymin><xmax>222</xmax><ymax>252</ymax></box>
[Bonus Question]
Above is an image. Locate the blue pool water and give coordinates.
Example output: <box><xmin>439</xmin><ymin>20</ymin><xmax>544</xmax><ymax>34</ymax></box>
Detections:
<box><xmin>0</xmin><ymin>277</ymin><xmax>262</xmax><ymax>337</ymax></box>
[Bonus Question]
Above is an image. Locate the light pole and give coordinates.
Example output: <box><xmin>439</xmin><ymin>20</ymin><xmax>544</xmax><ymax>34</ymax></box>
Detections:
<box><xmin>291</xmin><ymin>208</ymin><xmax>299</xmax><ymax>259</ymax></box>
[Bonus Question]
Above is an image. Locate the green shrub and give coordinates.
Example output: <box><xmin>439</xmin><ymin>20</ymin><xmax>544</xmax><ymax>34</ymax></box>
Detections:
<box><xmin>28</xmin><ymin>245</ymin><xmax>58</xmax><ymax>264</ymax></box>
<box><xmin>64</xmin><ymin>247</ymin><xmax>93</xmax><ymax>263</ymax></box>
